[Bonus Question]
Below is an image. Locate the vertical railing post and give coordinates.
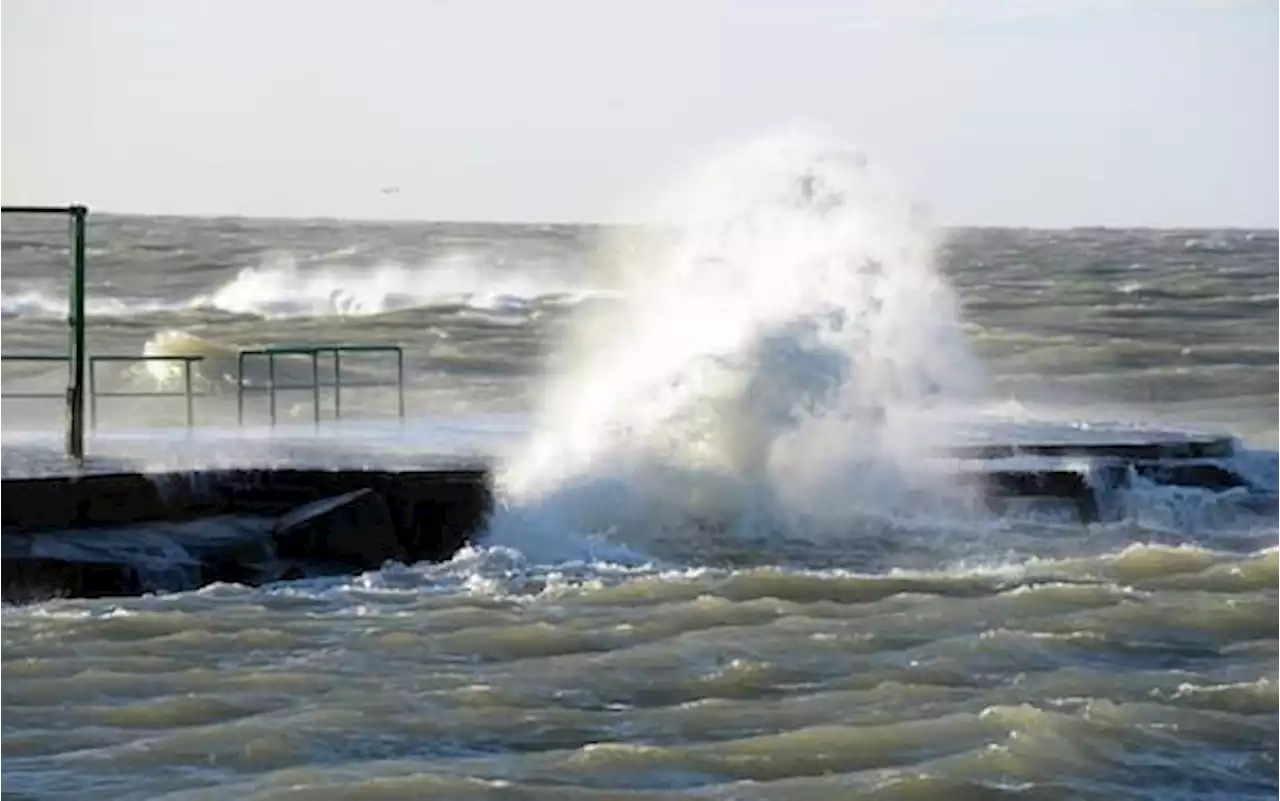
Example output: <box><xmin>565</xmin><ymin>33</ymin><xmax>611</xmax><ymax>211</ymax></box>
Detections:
<box><xmin>3</xmin><ymin>204</ymin><xmax>95</xmax><ymax>453</ymax></box>
<box><xmin>236</xmin><ymin>352</ymin><xmax>246</xmax><ymax>425</ymax></box>
<box><xmin>396</xmin><ymin>347</ymin><xmax>405</xmax><ymax>421</ymax></box>
<box><xmin>333</xmin><ymin>350</ymin><xmax>343</xmax><ymax>421</ymax></box>
<box><xmin>88</xmin><ymin>357</ymin><xmax>98</xmax><ymax>430</ymax></box>
<box><xmin>311</xmin><ymin>350</ymin><xmax>320</xmax><ymax>428</ymax></box>
<box><xmin>267</xmin><ymin>352</ymin><xmax>277</xmax><ymax>426</ymax></box>
<box><xmin>183</xmin><ymin>357</ymin><xmax>195</xmax><ymax>429</ymax></box>
<box><xmin>66</xmin><ymin>206</ymin><xmax>88</xmax><ymax>460</ymax></box>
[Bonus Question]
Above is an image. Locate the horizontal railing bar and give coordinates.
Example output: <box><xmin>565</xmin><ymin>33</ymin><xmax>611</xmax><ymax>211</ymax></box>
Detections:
<box><xmin>7</xmin><ymin>350</ymin><xmax>395</xmax><ymax>360</ymax></box>
<box><xmin>312</xmin><ymin>346</ymin><xmax>400</xmax><ymax>353</ymax></box>
<box><xmin>90</xmin><ymin>355</ymin><xmax>205</xmax><ymax>362</ymax></box>
<box><xmin>91</xmin><ymin>391</ymin><xmax>207</xmax><ymax>398</ymax></box>
<box><xmin>240</xmin><ymin>349</ymin><xmax>328</xmax><ymax>357</ymax></box>
<box><xmin>1</xmin><ymin>205</ymin><xmax>87</xmax><ymax>215</ymax></box>
<box><xmin>4</xmin><ymin>390</ymin><xmax>207</xmax><ymax>398</ymax></box>
<box><xmin>240</xmin><ymin>346</ymin><xmax>401</xmax><ymax>355</ymax></box>
<box><xmin>238</xmin><ymin>381</ymin><xmax>399</xmax><ymax>391</ymax></box>
<box><xmin>2</xmin><ymin>392</ymin><xmax>66</xmax><ymax>399</ymax></box>
<box><xmin>239</xmin><ymin>381</ymin><xmax>402</xmax><ymax>392</ymax></box>
<box><xmin>3</xmin><ymin>354</ymin><xmax>205</xmax><ymax>363</ymax></box>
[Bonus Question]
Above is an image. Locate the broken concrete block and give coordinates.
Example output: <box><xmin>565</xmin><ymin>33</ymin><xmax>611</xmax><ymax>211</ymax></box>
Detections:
<box><xmin>272</xmin><ymin>488</ymin><xmax>400</xmax><ymax>570</ymax></box>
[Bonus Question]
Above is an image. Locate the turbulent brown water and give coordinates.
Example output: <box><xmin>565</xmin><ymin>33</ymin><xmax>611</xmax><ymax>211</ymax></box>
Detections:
<box><xmin>1</xmin><ymin>199</ymin><xmax>1277</xmax><ymax>798</ymax></box>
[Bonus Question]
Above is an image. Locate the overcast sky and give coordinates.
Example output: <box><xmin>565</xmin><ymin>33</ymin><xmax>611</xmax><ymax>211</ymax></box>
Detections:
<box><xmin>3</xmin><ymin>0</ymin><xmax>1276</xmax><ymax>226</ymax></box>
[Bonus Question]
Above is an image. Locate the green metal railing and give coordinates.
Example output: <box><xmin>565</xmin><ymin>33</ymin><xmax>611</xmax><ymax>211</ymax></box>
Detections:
<box><xmin>2</xmin><ymin>205</ymin><xmax>87</xmax><ymax>459</ymax></box>
<box><xmin>1</xmin><ymin>354</ymin><xmax>204</xmax><ymax>429</ymax></box>
<box><xmin>3</xmin><ymin>204</ymin><xmax>410</xmax><ymax>447</ymax></box>
<box><xmin>5</xmin><ymin>347</ymin><xmax>407</xmax><ymax>430</ymax></box>
<box><xmin>89</xmin><ymin>355</ymin><xmax>204</xmax><ymax>429</ymax></box>
<box><xmin>236</xmin><ymin>345</ymin><xmax>406</xmax><ymax>426</ymax></box>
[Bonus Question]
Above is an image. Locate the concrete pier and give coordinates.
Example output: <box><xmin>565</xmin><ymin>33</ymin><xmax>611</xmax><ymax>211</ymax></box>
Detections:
<box><xmin>0</xmin><ymin>432</ymin><xmax>1267</xmax><ymax>603</ymax></box>
<box><xmin>2</xmin><ymin>468</ymin><xmax>490</xmax><ymax>603</ymax></box>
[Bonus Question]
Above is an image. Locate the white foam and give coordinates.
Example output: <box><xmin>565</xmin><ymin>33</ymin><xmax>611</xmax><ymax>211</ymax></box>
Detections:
<box><xmin>485</xmin><ymin>132</ymin><xmax>988</xmax><ymax>563</ymax></box>
<box><xmin>0</xmin><ymin>289</ymin><xmax>177</xmax><ymax>318</ymax></box>
<box><xmin>191</xmin><ymin>252</ymin><xmax>606</xmax><ymax>319</ymax></box>
<box><xmin>2</xmin><ymin>253</ymin><xmax>611</xmax><ymax>322</ymax></box>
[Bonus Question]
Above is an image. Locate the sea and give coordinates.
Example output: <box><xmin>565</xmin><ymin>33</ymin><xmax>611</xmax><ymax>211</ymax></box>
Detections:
<box><xmin>1</xmin><ymin>142</ymin><xmax>1277</xmax><ymax>800</ymax></box>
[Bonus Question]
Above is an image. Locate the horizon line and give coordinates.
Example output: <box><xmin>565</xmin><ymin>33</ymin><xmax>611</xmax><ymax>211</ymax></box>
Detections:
<box><xmin>4</xmin><ymin>205</ymin><xmax>1275</xmax><ymax>232</ymax></box>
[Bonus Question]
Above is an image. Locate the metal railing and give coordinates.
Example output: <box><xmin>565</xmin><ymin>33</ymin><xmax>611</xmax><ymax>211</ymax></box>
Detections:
<box><xmin>3</xmin><ymin>204</ymin><xmax>409</xmax><ymax>445</ymax></box>
<box><xmin>5</xmin><ymin>347</ymin><xmax>407</xmax><ymax>431</ymax></box>
<box><xmin>0</xmin><ymin>354</ymin><xmax>76</xmax><ymax>399</ymax></box>
<box><xmin>89</xmin><ymin>355</ymin><xmax>204</xmax><ymax>429</ymax></box>
<box><xmin>2</xmin><ymin>205</ymin><xmax>88</xmax><ymax>458</ymax></box>
<box><xmin>236</xmin><ymin>345</ymin><xmax>406</xmax><ymax>426</ymax></box>
<box><xmin>1</xmin><ymin>354</ymin><xmax>204</xmax><ymax>429</ymax></box>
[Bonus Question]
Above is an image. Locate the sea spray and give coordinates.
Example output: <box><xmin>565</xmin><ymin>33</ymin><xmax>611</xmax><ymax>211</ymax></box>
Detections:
<box><xmin>193</xmin><ymin>252</ymin><xmax>599</xmax><ymax>318</ymax></box>
<box><xmin>486</xmin><ymin>134</ymin><xmax>989</xmax><ymax>559</ymax></box>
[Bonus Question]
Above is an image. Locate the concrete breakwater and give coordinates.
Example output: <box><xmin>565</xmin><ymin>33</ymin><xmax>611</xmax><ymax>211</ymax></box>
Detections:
<box><xmin>2</xmin><ymin>468</ymin><xmax>491</xmax><ymax>603</ymax></box>
<box><xmin>0</xmin><ymin>433</ymin><xmax>1265</xmax><ymax>603</ymax></box>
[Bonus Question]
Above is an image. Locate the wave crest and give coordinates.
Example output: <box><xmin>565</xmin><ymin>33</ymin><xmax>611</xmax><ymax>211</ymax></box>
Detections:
<box><xmin>487</xmin><ymin>132</ymin><xmax>988</xmax><ymax>560</ymax></box>
<box><xmin>2</xmin><ymin>254</ymin><xmax>608</xmax><ymax>322</ymax></box>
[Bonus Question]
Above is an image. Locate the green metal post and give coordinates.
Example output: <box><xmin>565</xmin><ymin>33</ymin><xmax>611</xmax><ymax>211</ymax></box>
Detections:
<box><xmin>184</xmin><ymin>358</ymin><xmax>195</xmax><ymax>428</ymax></box>
<box><xmin>66</xmin><ymin>206</ymin><xmax>88</xmax><ymax>460</ymax></box>
<box><xmin>396</xmin><ymin>348</ymin><xmax>405</xmax><ymax>420</ymax></box>
<box><xmin>267</xmin><ymin>352</ymin><xmax>277</xmax><ymax>426</ymax></box>
<box><xmin>236</xmin><ymin>352</ymin><xmax>246</xmax><ymax>425</ymax></box>
<box><xmin>311</xmin><ymin>350</ymin><xmax>320</xmax><ymax>428</ymax></box>
<box><xmin>88</xmin><ymin>358</ymin><xmax>98</xmax><ymax>430</ymax></box>
<box><xmin>1</xmin><ymin>204</ymin><xmax>91</xmax><ymax>454</ymax></box>
<box><xmin>333</xmin><ymin>350</ymin><xmax>342</xmax><ymax>421</ymax></box>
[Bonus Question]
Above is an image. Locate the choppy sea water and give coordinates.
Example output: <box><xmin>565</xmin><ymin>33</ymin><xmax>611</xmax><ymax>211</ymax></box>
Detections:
<box><xmin>2</xmin><ymin>150</ymin><xmax>1277</xmax><ymax>800</ymax></box>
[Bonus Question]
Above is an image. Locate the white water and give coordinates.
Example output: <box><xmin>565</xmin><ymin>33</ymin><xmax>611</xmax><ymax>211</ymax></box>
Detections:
<box><xmin>0</xmin><ymin>254</ymin><xmax>606</xmax><ymax>321</ymax></box>
<box><xmin>0</xmin><ymin>290</ymin><xmax>176</xmax><ymax>319</ymax></box>
<box><xmin>138</xmin><ymin>330</ymin><xmax>346</xmax><ymax>397</ymax></box>
<box><xmin>194</xmin><ymin>253</ymin><xmax>605</xmax><ymax>318</ymax></box>
<box><xmin>488</xmin><ymin>134</ymin><xmax>990</xmax><ymax>561</ymax></box>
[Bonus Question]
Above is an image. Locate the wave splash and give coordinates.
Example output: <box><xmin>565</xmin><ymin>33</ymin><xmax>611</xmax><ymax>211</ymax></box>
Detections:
<box><xmin>191</xmin><ymin>253</ymin><xmax>601</xmax><ymax>318</ymax></box>
<box><xmin>485</xmin><ymin>133</ymin><xmax>988</xmax><ymax>562</ymax></box>
<box><xmin>1</xmin><ymin>254</ymin><xmax>605</xmax><ymax>321</ymax></box>
<box><xmin>0</xmin><ymin>290</ymin><xmax>175</xmax><ymax>319</ymax></box>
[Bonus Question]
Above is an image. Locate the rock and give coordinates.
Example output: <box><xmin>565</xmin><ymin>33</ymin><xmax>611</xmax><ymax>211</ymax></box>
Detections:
<box><xmin>164</xmin><ymin>515</ymin><xmax>278</xmax><ymax>587</ymax></box>
<box><xmin>1</xmin><ymin>555</ymin><xmax>142</xmax><ymax>603</ymax></box>
<box><xmin>272</xmin><ymin>488</ymin><xmax>400</xmax><ymax>569</ymax></box>
<box><xmin>0</xmin><ymin>468</ymin><xmax>492</xmax><ymax>602</ymax></box>
<box><xmin>1132</xmin><ymin>462</ymin><xmax>1251</xmax><ymax>491</ymax></box>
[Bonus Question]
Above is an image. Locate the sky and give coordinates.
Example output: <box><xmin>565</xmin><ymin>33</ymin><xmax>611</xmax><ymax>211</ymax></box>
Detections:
<box><xmin>2</xmin><ymin>0</ymin><xmax>1276</xmax><ymax>227</ymax></box>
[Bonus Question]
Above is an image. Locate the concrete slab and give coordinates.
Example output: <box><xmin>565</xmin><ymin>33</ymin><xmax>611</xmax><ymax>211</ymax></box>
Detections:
<box><xmin>1</xmin><ymin>467</ymin><xmax>492</xmax><ymax>603</ymax></box>
<box><xmin>0</xmin><ymin>415</ymin><xmax>1264</xmax><ymax>603</ymax></box>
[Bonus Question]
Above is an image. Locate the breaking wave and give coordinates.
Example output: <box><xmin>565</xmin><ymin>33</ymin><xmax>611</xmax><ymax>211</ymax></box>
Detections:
<box><xmin>189</xmin><ymin>254</ymin><xmax>606</xmax><ymax>318</ymax></box>
<box><xmin>486</xmin><ymin>133</ymin><xmax>990</xmax><ymax>561</ymax></box>
<box><xmin>0</xmin><ymin>254</ymin><xmax>610</xmax><ymax>322</ymax></box>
